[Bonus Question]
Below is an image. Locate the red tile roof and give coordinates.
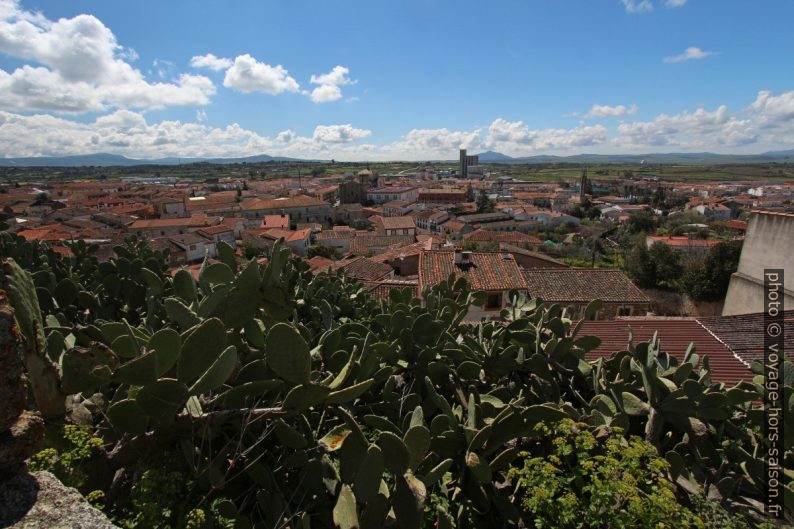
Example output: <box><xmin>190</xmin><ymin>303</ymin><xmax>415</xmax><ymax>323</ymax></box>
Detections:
<box><xmin>418</xmin><ymin>250</ymin><xmax>528</xmax><ymax>292</ymax></box>
<box><xmin>697</xmin><ymin>311</ymin><xmax>794</xmax><ymax>365</ymax></box>
<box><xmin>463</xmin><ymin>229</ymin><xmax>542</xmax><ymax>245</ymax></box>
<box><xmin>523</xmin><ymin>268</ymin><xmax>649</xmax><ymax>303</ymax></box>
<box><xmin>579</xmin><ymin>319</ymin><xmax>753</xmax><ymax>386</ymax></box>
<box><xmin>647</xmin><ymin>236</ymin><xmax>722</xmax><ymax>248</ymax></box>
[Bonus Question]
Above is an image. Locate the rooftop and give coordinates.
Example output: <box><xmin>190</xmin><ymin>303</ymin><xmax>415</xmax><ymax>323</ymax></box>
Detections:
<box><xmin>579</xmin><ymin>319</ymin><xmax>753</xmax><ymax>386</ymax></box>
<box><xmin>418</xmin><ymin>250</ymin><xmax>528</xmax><ymax>292</ymax></box>
<box><xmin>523</xmin><ymin>268</ymin><xmax>649</xmax><ymax>303</ymax></box>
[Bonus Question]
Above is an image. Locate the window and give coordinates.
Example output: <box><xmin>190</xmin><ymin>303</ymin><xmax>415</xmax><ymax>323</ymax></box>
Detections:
<box><xmin>485</xmin><ymin>293</ymin><xmax>502</xmax><ymax>310</ymax></box>
<box><xmin>617</xmin><ymin>306</ymin><xmax>633</xmax><ymax>317</ymax></box>
<box><xmin>189</xmin><ymin>244</ymin><xmax>196</xmax><ymax>251</ymax></box>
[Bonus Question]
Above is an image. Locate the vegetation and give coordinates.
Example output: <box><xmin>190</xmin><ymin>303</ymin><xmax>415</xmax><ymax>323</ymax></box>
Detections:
<box><xmin>307</xmin><ymin>244</ymin><xmax>342</xmax><ymax>260</ymax></box>
<box><xmin>0</xmin><ymin>230</ymin><xmax>790</xmax><ymax>528</ymax></box>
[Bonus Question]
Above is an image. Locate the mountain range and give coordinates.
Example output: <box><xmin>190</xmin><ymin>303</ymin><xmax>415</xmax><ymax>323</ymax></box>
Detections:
<box><xmin>0</xmin><ymin>153</ymin><xmax>311</xmax><ymax>167</ymax></box>
<box><xmin>0</xmin><ymin>150</ymin><xmax>793</xmax><ymax>167</ymax></box>
<box><xmin>475</xmin><ymin>149</ymin><xmax>794</xmax><ymax>165</ymax></box>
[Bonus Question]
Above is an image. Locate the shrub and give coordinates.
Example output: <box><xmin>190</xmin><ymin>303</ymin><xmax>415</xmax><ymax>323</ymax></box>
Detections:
<box><xmin>509</xmin><ymin>419</ymin><xmax>698</xmax><ymax>528</ymax></box>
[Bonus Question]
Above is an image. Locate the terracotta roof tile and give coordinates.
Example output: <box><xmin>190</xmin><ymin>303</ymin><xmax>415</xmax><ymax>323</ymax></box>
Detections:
<box><xmin>579</xmin><ymin>319</ymin><xmax>754</xmax><ymax>386</ymax></box>
<box><xmin>523</xmin><ymin>268</ymin><xmax>649</xmax><ymax>303</ymax></box>
<box><xmin>418</xmin><ymin>250</ymin><xmax>528</xmax><ymax>292</ymax></box>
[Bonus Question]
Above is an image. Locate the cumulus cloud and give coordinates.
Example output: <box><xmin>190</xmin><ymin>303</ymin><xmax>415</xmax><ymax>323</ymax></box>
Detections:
<box><xmin>222</xmin><ymin>54</ymin><xmax>300</xmax><ymax>94</ymax></box>
<box><xmin>585</xmin><ymin>104</ymin><xmax>639</xmax><ymax>118</ymax></box>
<box><xmin>621</xmin><ymin>0</ymin><xmax>653</xmax><ymax>13</ymax></box>
<box><xmin>0</xmin><ymin>0</ymin><xmax>215</xmax><ymax>112</ymax></box>
<box><xmin>663</xmin><ymin>47</ymin><xmax>718</xmax><ymax>63</ymax></box>
<box><xmin>312</xmin><ymin>124</ymin><xmax>371</xmax><ymax>143</ymax></box>
<box><xmin>615</xmin><ymin>105</ymin><xmax>759</xmax><ymax>147</ymax></box>
<box><xmin>190</xmin><ymin>53</ymin><xmax>233</xmax><ymax>71</ymax></box>
<box><xmin>0</xmin><ymin>109</ymin><xmax>374</xmax><ymax>159</ymax></box>
<box><xmin>486</xmin><ymin>119</ymin><xmax>608</xmax><ymax>151</ymax></box>
<box><xmin>2</xmin><ymin>89</ymin><xmax>793</xmax><ymax>160</ymax></box>
<box><xmin>665</xmin><ymin>0</ymin><xmax>687</xmax><ymax>6</ymax></box>
<box><xmin>747</xmin><ymin>90</ymin><xmax>794</xmax><ymax>127</ymax></box>
<box><xmin>309</xmin><ymin>65</ymin><xmax>355</xmax><ymax>103</ymax></box>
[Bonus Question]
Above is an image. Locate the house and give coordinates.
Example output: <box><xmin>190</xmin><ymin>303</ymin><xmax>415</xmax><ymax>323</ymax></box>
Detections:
<box><xmin>645</xmin><ymin>235</ymin><xmax>722</xmax><ymax>258</ymax></box>
<box><xmin>413</xmin><ymin>210</ymin><xmax>449</xmax><ymax>232</ymax></box>
<box><xmin>499</xmin><ymin>244</ymin><xmax>569</xmax><ymax>269</ymax></box>
<box><xmin>348</xmin><ymin>234</ymin><xmax>416</xmax><ymax>255</ymax></box>
<box><xmin>372</xmin><ymin>215</ymin><xmax>417</xmax><ymax>236</ymax></box>
<box><xmin>418</xmin><ymin>249</ymin><xmax>529</xmax><ymax>321</ymax></box>
<box><xmin>522</xmin><ymin>268</ymin><xmax>650</xmax><ymax>319</ymax></box>
<box><xmin>322</xmin><ymin>256</ymin><xmax>395</xmax><ymax>282</ymax></box>
<box><xmin>438</xmin><ymin>220</ymin><xmax>474</xmax><ymax>240</ymax></box>
<box><xmin>261</xmin><ymin>214</ymin><xmax>291</xmax><ymax>229</ymax></box>
<box><xmin>695</xmin><ymin>203</ymin><xmax>732</xmax><ymax>220</ymax></box>
<box><xmin>240</xmin><ymin>196</ymin><xmax>331</xmax><ymax>225</ymax></box>
<box><xmin>130</xmin><ymin>216</ymin><xmax>221</xmax><ymax>238</ymax></box>
<box><xmin>161</xmin><ymin>233</ymin><xmax>217</xmax><ymax>263</ymax></box>
<box><xmin>463</xmin><ymin>229</ymin><xmax>542</xmax><ymax>248</ymax></box>
<box><xmin>383</xmin><ymin>200</ymin><xmax>414</xmax><ymax>217</ymax></box>
<box><xmin>366</xmin><ymin>186</ymin><xmax>419</xmax><ymax>204</ymax></box>
<box><xmin>418</xmin><ymin>188</ymin><xmax>469</xmax><ymax>204</ymax></box>
<box><xmin>314</xmin><ymin>226</ymin><xmax>357</xmax><ymax>253</ymax></box>
<box><xmin>153</xmin><ymin>197</ymin><xmax>186</xmax><ymax>218</ymax></box>
<box><xmin>197</xmin><ymin>225</ymin><xmax>236</xmax><ymax>248</ymax></box>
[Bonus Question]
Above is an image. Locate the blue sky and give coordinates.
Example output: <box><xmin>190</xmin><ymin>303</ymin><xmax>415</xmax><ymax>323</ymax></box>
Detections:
<box><xmin>0</xmin><ymin>0</ymin><xmax>792</xmax><ymax>160</ymax></box>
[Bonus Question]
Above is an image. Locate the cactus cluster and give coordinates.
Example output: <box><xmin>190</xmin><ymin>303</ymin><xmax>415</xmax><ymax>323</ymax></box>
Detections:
<box><xmin>0</xmin><ymin>233</ymin><xmax>790</xmax><ymax>527</ymax></box>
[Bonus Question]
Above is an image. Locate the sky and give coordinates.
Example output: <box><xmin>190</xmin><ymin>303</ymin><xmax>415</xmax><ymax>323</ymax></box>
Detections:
<box><xmin>0</xmin><ymin>0</ymin><xmax>792</xmax><ymax>161</ymax></box>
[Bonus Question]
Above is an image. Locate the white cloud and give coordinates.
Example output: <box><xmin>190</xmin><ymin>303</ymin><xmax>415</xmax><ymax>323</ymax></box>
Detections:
<box><xmin>196</xmin><ymin>109</ymin><xmax>207</xmax><ymax>123</ymax></box>
<box><xmin>2</xmin><ymin>90</ymin><xmax>793</xmax><ymax>160</ymax></box>
<box><xmin>486</xmin><ymin>119</ymin><xmax>608</xmax><ymax>151</ymax></box>
<box><xmin>621</xmin><ymin>0</ymin><xmax>653</xmax><ymax>13</ymax></box>
<box><xmin>190</xmin><ymin>53</ymin><xmax>233</xmax><ymax>72</ymax></box>
<box><xmin>309</xmin><ymin>84</ymin><xmax>342</xmax><ymax>103</ymax></box>
<box><xmin>312</xmin><ymin>124</ymin><xmax>371</xmax><ymax>143</ymax></box>
<box><xmin>585</xmin><ymin>103</ymin><xmax>639</xmax><ymax>118</ymax></box>
<box><xmin>0</xmin><ymin>108</ymin><xmax>374</xmax><ymax>159</ymax></box>
<box><xmin>663</xmin><ymin>47</ymin><xmax>718</xmax><ymax>63</ymax></box>
<box><xmin>275</xmin><ymin>129</ymin><xmax>295</xmax><ymax>143</ymax></box>
<box><xmin>615</xmin><ymin>105</ymin><xmax>757</xmax><ymax>147</ymax></box>
<box><xmin>747</xmin><ymin>90</ymin><xmax>794</xmax><ymax>127</ymax></box>
<box><xmin>665</xmin><ymin>0</ymin><xmax>687</xmax><ymax>7</ymax></box>
<box><xmin>309</xmin><ymin>65</ymin><xmax>355</xmax><ymax>103</ymax></box>
<box><xmin>222</xmin><ymin>54</ymin><xmax>300</xmax><ymax>94</ymax></box>
<box><xmin>0</xmin><ymin>0</ymin><xmax>215</xmax><ymax>112</ymax></box>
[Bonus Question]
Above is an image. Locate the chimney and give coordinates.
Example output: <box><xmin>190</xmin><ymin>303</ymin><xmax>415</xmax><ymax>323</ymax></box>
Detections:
<box><xmin>454</xmin><ymin>249</ymin><xmax>472</xmax><ymax>265</ymax></box>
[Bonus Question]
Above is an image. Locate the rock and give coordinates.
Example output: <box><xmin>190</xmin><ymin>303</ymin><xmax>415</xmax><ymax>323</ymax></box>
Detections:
<box><xmin>0</xmin><ymin>304</ymin><xmax>26</xmax><ymax>432</ymax></box>
<box><xmin>0</xmin><ymin>411</ymin><xmax>45</xmax><ymax>475</ymax></box>
<box><xmin>0</xmin><ymin>471</ymin><xmax>118</xmax><ymax>528</ymax></box>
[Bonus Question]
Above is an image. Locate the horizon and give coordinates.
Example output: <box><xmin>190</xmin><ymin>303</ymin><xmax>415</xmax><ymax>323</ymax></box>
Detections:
<box><xmin>0</xmin><ymin>0</ymin><xmax>793</xmax><ymax>161</ymax></box>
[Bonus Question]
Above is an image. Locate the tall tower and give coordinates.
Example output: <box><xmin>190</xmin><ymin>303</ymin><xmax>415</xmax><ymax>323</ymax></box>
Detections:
<box><xmin>579</xmin><ymin>165</ymin><xmax>588</xmax><ymax>202</ymax></box>
<box><xmin>459</xmin><ymin>149</ymin><xmax>468</xmax><ymax>179</ymax></box>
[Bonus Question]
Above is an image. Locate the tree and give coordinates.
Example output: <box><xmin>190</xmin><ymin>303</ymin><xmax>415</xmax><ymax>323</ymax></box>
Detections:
<box><xmin>648</xmin><ymin>241</ymin><xmax>683</xmax><ymax>289</ymax></box>
<box><xmin>626</xmin><ymin>210</ymin><xmax>657</xmax><ymax>234</ymax></box>
<box><xmin>625</xmin><ymin>242</ymin><xmax>657</xmax><ymax>288</ymax></box>
<box><xmin>680</xmin><ymin>241</ymin><xmax>742</xmax><ymax>301</ymax></box>
<box><xmin>307</xmin><ymin>244</ymin><xmax>340</xmax><ymax>260</ymax></box>
<box><xmin>476</xmin><ymin>189</ymin><xmax>494</xmax><ymax>213</ymax></box>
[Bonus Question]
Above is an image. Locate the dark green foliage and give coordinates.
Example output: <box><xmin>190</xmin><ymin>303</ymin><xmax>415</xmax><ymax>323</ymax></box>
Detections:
<box><xmin>308</xmin><ymin>244</ymin><xmax>342</xmax><ymax>260</ymax></box>
<box><xmin>3</xmin><ymin>235</ymin><xmax>790</xmax><ymax>528</ymax></box>
<box><xmin>679</xmin><ymin>240</ymin><xmax>742</xmax><ymax>301</ymax></box>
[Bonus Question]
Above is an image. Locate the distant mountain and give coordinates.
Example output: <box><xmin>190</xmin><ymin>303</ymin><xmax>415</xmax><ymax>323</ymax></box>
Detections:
<box><xmin>0</xmin><ymin>152</ymin><xmax>317</xmax><ymax>167</ymax></box>
<box><xmin>475</xmin><ymin>150</ymin><xmax>514</xmax><ymax>162</ymax></box>
<box><xmin>488</xmin><ymin>151</ymin><xmax>794</xmax><ymax>165</ymax></box>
